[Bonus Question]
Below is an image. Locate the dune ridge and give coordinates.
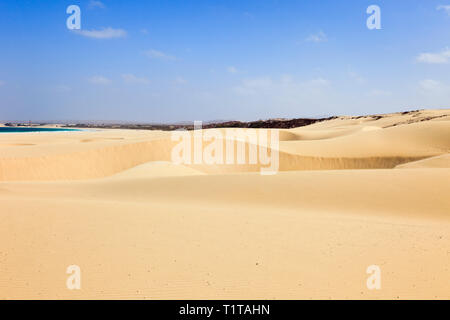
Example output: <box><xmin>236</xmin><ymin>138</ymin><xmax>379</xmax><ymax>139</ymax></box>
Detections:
<box><xmin>1</xmin><ymin>109</ymin><xmax>449</xmax><ymax>181</ymax></box>
<box><xmin>1</xmin><ymin>109</ymin><xmax>449</xmax><ymax>299</ymax></box>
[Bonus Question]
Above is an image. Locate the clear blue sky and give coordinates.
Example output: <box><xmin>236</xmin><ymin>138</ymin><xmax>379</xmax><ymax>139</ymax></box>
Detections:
<box><xmin>0</xmin><ymin>0</ymin><xmax>449</xmax><ymax>122</ymax></box>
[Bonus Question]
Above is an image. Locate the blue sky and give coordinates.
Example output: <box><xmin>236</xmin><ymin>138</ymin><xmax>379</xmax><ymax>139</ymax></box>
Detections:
<box><xmin>0</xmin><ymin>0</ymin><xmax>449</xmax><ymax>122</ymax></box>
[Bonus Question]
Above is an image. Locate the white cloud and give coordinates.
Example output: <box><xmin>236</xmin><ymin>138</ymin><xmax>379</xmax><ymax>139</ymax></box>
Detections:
<box><xmin>306</xmin><ymin>31</ymin><xmax>328</xmax><ymax>43</ymax></box>
<box><xmin>122</xmin><ymin>74</ymin><xmax>150</xmax><ymax>85</ymax></box>
<box><xmin>416</xmin><ymin>48</ymin><xmax>450</xmax><ymax>64</ymax></box>
<box><xmin>437</xmin><ymin>5</ymin><xmax>450</xmax><ymax>15</ymax></box>
<box><xmin>0</xmin><ymin>80</ymin><xmax>5</xmax><ymax>87</ymax></box>
<box><xmin>227</xmin><ymin>66</ymin><xmax>238</xmax><ymax>74</ymax></box>
<box><xmin>89</xmin><ymin>75</ymin><xmax>111</xmax><ymax>85</ymax></box>
<box><xmin>144</xmin><ymin>49</ymin><xmax>176</xmax><ymax>61</ymax></box>
<box><xmin>74</xmin><ymin>27</ymin><xmax>127</xmax><ymax>39</ymax></box>
<box><xmin>89</xmin><ymin>0</ymin><xmax>105</xmax><ymax>9</ymax></box>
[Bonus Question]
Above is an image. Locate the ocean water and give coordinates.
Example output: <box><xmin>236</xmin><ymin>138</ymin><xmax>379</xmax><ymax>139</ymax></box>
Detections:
<box><xmin>0</xmin><ymin>127</ymin><xmax>81</xmax><ymax>133</ymax></box>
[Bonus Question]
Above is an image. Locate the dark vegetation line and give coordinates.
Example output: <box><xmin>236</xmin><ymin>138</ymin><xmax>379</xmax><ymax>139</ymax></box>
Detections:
<box><xmin>60</xmin><ymin>117</ymin><xmax>337</xmax><ymax>131</ymax></box>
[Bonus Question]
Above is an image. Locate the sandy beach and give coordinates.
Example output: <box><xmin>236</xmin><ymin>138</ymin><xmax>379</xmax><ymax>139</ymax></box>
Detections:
<box><xmin>1</xmin><ymin>109</ymin><xmax>449</xmax><ymax>299</ymax></box>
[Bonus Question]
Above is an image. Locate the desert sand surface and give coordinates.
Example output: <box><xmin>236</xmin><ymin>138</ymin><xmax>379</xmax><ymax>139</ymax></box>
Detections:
<box><xmin>0</xmin><ymin>109</ymin><xmax>449</xmax><ymax>299</ymax></box>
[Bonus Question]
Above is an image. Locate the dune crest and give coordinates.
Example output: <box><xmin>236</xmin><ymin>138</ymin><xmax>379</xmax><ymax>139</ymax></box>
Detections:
<box><xmin>1</xmin><ymin>109</ymin><xmax>449</xmax><ymax>299</ymax></box>
<box><xmin>1</xmin><ymin>109</ymin><xmax>449</xmax><ymax>181</ymax></box>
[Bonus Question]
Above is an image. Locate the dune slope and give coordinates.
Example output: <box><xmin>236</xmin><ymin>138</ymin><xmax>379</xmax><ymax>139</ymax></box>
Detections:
<box><xmin>0</xmin><ymin>109</ymin><xmax>449</xmax><ymax>299</ymax></box>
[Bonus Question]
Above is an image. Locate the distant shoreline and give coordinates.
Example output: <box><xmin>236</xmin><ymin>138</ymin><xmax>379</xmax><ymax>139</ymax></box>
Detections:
<box><xmin>2</xmin><ymin>108</ymin><xmax>449</xmax><ymax>131</ymax></box>
<box><xmin>0</xmin><ymin>127</ymin><xmax>82</xmax><ymax>133</ymax></box>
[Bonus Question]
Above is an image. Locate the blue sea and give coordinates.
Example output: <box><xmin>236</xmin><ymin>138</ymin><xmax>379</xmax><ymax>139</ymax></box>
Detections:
<box><xmin>0</xmin><ymin>127</ymin><xmax>81</xmax><ymax>133</ymax></box>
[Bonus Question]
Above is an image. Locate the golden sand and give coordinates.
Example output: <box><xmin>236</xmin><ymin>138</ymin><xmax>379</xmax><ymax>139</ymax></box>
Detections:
<box><xmin>0</xmin><ymin>109</ymin><xmax>449</xmax><ymax>299</ymax></box>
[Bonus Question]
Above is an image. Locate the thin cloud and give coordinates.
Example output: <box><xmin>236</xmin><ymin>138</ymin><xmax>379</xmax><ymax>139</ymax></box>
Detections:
<box><xmin>368</xmin><ymin>89</ymin><xmax>392</xmax><ymax>97</ymax></box>
<box><xmin>227</xmin><ymin>66</ymin><xmax>238</xmax><ymax>74</ymax></box>
<box><xmin>348</xmin><ymin>71</ymin><xmax>366</xmax><ymax>84</ymax></box>
<box><xmin>144</xmin><ymin>49</ymin><xmax>176</xmax><ymax>61</ymax></box>
<box><xmin>307</xmin><ymin>78</ymin><xmax>330</xmax><ymax>86</ymax></box>
<box><xmin>122</xmin><ymin>74</ymin><xmax>150</xmax><ymax>84</ymax></box>
<box><xmin>280</xmin><ymin>74</ymin><xmax>293</xmax><ymax>84</ymax></box>
<box><xmin>437</xmin><ymin>5</ymin><xmax>450</xmax><ymax>15</ymax></box>
<box><xmin>54</xmin><ymin>85</ymin><xmax>72</xmax><ymax>92</ymax></box>
<box><xmin>306</xmin><ymin>31</ymin><xmax>328</xmax><ymax>43</ymax></box>
<box><xmin>74</xmin><ymin>27</ymin><xmax>127</xmax><ymax>39</ymax></box>
<box><xmin>418</xmin><ymin>79</ymin><xmax>450</xmax><ymax>103</ymax></box>
<box><xmin>174</xmin><ymin>76</ymin><xmax>187</xmax><ymax>84</ymax></box>
<box><xmin>419</xmin><ymin>79</ymin><xmax>444</xmax><ymax>91</ymax></box>
<box><xmin>89</xmin><ymin>0</ymin><xmax>106</xmax><ymax>9</ymax></box>
<box><xmin>243</xmin><ymin>12</ymin><xmax>254</xmax><ymax>19</ymax></box>
<box><xmin>416</xmin><ymin>48</ymin><xmax>450</xmax><ymax>64</ymax></box>
<box><xmin>233</xmin><ymin>76</ymin><xmax>329</xmax><ymax>96</ymax></box>
<box><xmin>88</xmin><ymin>75</ymin><xmax>111</xmax><ymax>85</ymax></box>
<box><xmin>233</xmin><ymin>77</ymin><xmax>272</xmax><ymax>95</ymax></box>
<box><xmin>0</xmin><ymin>80</ymin><xmax>5</xmax><ymax>87</ymax></box>
<box><xmin>242</xmin><ymin>77</ymin><xmax>273</xmax><ymax>88</ymax></box>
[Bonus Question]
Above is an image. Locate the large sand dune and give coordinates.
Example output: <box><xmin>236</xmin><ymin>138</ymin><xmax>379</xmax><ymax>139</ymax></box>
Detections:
<box><xmin>0</xmin><ymin>109</ymin><xmax>449</xmax><ymax>299</ymax></box>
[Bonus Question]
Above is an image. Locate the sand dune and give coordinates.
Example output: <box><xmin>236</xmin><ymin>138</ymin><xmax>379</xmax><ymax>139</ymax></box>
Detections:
<box><xmin>2</xmin><ymin>112</ymin><xmax>449</xmax><ymax>180</ymax></box>
<box><xmin>396</xmin><ymin>153</ymin><xmax>450</xmax><ymax>169</ymax></box>
<box><xmin>0</xmin><ymin>109</ymin><xmax>449</xmax><ymax>299</ymax></box>
<box><xmin>108</xmin><ymin>161</ymin><xmax>205</xmax><ymax>179</ymax></box>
